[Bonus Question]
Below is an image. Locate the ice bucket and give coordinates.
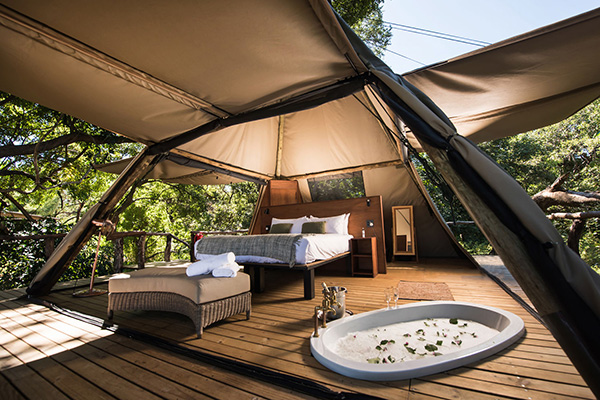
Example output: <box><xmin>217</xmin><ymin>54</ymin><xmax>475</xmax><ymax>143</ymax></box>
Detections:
<box><xmin>325</xmin><ymin>286</ymin><xmax>347</xmax><ymax>320</ymax></box>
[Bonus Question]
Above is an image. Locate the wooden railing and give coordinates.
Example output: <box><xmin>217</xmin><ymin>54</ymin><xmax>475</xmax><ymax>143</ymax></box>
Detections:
<box><xmin>0</xmin><ymin>233</ymin><xmax>68</xmax><ymax>259</ymax></box>
<box><xmin>106</xmin><ymin>231</ymin><xmax>190</xmax><ymax>271</ymax></box>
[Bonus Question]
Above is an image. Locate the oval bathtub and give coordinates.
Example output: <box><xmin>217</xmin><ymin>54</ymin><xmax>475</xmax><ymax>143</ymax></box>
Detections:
<box><xmin>310</xmin><ymin>301</ymin><xmax>525</xmax><ymax>381</ymax></box>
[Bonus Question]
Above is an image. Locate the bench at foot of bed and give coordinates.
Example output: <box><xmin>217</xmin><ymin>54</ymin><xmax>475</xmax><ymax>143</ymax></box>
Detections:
<box><xmin>107</xmin><ymin>267</ymin><xmax>251</xmax><ymax>337</ymax></box>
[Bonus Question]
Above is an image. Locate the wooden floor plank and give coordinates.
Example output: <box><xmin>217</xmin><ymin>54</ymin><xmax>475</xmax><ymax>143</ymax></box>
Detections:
<box><xmin>0</xmin><ymin>300</ymin><xmax>205</xmax><ymax>399</ymax></box>
<box><xmin>50</xmin><ymin>348</ymin><xmax>165</xmax><ymax>400</ymax></box>
<box><xmin>105</xmin><ymin>334</ymin><xmax>319</xmax><ymax>400</ymax></box>
<box><xmin>471</xmin><ymin>359</ymin><xmax>587</xmax><ymax>387</ymax></box>
<box><xmin>70</xmin><ymin>342</ymin><xmax>214</xmax><ymax>400</ymax></box>
<box><xmin>26</xmin><ymin>356</ymin><xmax>116</xmax><ymax>400</ymax></box>
<box><xmin>90</xmin><ymin>334</ymin><xmax>280</xmax><ymax>400</ymax></box>
<box><xmin>1</xmin><ymin>364</ymin><xmax>69</xmax><ymax>400</ymax></box>
<box><xmin>0</xmin><ymin>338</ymin><xmax>26</xmax><ymax>371</ymax></box>
<box><xmin>417</xmin><ymin>372</ymin><xmax>589</xmax><ymax>400</ymax></box>
<box><xmin>410</xmin><ymin>379</ymin><xmax>516</xmax><ymax>400</ymax></box>
<box><xmin>0</xmin><ymin>325</ymin><xmax>52</xmax><ymax>365</ymax></box>
<box><xmin>0</xmin><ymin>260</ymin><xmax>593</xmax><ymax>400</ymax></box>
<box><xmin>1</xmin><ymin>307</ymin><xmax>170</xmax><ymax>399</ymax></box>
<box><xmin>0</xmin><ymin>372</ymin><xmax>25</xmax><ymax>400</ymax></box>
<box><xmin>3</xmin><ymin>298</ymin><xmax>304</xmax><ymax>400</ymax></box>
<box><xmin>446</xmin><ymin>367</ymin><xmax>593</xmax><ymax>399</ymax></box>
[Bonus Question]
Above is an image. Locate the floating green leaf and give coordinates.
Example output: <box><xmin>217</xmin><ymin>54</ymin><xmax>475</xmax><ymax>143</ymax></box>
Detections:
<box><xmin>424</xmin><ymin>344</ymin><xmax>438</xmax><ymax>352</ymax></box>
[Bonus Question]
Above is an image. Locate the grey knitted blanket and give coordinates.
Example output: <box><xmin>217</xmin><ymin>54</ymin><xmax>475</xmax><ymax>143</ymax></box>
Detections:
<box><xmin>195</xmin><ymin>234</ymin><xmax>305</xmax><ymax>267</ymax></box>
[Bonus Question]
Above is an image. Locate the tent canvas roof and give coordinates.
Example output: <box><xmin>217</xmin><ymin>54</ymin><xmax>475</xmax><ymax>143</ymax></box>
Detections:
<box><xmin>2</xmin><ymin>2</ymin><xmax>598</xmax><ymax>183</ymax></box>
<box><xmin>88</xmin><ymin>5</ymin><xmax>600</xmax><ymax>185</ymax></box>
<box><xmin>404</xmin><ymin>7</ymin><xmax>600</xmax><ymax>143</ymax></box>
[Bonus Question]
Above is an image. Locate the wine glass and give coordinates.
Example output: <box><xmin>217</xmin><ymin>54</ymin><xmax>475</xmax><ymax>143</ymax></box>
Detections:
<box><xmin>393</xmin><ymin>286</ymin><xmax>399</xmax><ymax>309</ymax></box>
<box><xmin>384</xmin><ymin>288</ymin><xmax>393</xmax><ymax>309</ymax></box>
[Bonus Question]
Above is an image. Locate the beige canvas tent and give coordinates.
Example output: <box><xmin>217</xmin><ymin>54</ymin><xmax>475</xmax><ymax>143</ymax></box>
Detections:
<box><xmin>0</xmin><ymin>0</ymin><xmax>599</xmax><ymax>394</ymax></box>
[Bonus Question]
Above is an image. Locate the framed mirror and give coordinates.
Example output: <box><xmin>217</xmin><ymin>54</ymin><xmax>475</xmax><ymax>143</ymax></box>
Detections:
<box><xmin>392</xmin><ymin>205</ymin><xmax>416</xmax><ymax>256</ymax></box>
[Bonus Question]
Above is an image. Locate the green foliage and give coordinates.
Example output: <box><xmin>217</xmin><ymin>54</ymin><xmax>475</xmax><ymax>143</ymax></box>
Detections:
<box><xmin>451</xmin><ymin>224</ymin><xmax>493</xmax><ymax>255</ymax></box>
<box><xmin>116</xmin><ymin>181</ymin><xmax>260</xmax><ymax>263</ymax></box>
<box><xmin>0</xmin><ymin>181</ymin><xmax>260</xmax><ymax>290</ymax></box>
<box><xmin>0</xmin><ymin>92</ymin><xmax>142</xmax><ymax>221</ymax></box>
<box><xmin>332</xmin><ymin>0</ymin><xmax>391</xmax><ymax>56</ymax></box>
<box><xmin>479</xmin><ymin>100</ymin><xmax>600</xmax><ymax>196</ymax></box>
<box><xmin>0</xmin><ymin>217</ymin><xmax>114</xmax><ymax>290</ymax></box>
<box><xmin>1</xmin><ymin>91</ymin><xmax>260</xmax><ymax>289</ymax></box>
<box><xmin>416</xmin><ymin>100</ymin><xmax>600</xmax><ymax>267</ymax></box>
<box><xmin>479</xmin><ymin>100</ymin><xmax>600</xmax><ymax>267</ymax></box>
<box><xmin>307</xmin><ymin>172</ymin><xmax>366</xmax><ymax>202</ymax></box>
<box><xmin>411</xmin><ymin>152</ymin><xmax>468</xmax><ymax>224</ymax></box>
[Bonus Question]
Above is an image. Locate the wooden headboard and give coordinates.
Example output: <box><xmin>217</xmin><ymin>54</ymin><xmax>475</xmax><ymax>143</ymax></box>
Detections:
<box><xmin>254</xmin><ymin>196</ymin><xmax>386</xmax><ymax>274</ymax></box>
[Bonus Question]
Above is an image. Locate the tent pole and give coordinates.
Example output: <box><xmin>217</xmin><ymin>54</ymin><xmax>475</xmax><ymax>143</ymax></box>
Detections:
<box><xmin>275</xmin><ymin>115</ymin><xmax>284</xmax><ymax>179</ymax></box>
<box><xmin>27</xmin><ymin>147</ymin><xmax>165</xmax><ymax>296</ymax></box>
<box><xmin>422</xmin><ymin>141</ymin><xmax>600</xmax><ymax>397</ymax></box>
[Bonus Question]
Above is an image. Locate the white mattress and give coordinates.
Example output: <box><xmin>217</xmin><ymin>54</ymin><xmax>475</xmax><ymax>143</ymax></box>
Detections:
<box><xmin>196</xmin><ymin>234</ymin><xmax>353</xmax><ymax>265</ymax></box>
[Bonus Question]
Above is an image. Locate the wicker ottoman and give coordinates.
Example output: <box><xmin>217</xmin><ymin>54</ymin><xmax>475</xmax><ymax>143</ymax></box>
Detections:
<box><xmin>107</xmin><ymin>266</ymin><xmax>251</xmax><ymax>337</ymax></box>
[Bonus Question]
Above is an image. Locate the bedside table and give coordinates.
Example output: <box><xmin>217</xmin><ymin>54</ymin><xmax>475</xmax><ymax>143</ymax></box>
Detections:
<box><xmin>350</xmin><ymin>237</ymin><xmax>378</xmax><ymax>277</ymax></box>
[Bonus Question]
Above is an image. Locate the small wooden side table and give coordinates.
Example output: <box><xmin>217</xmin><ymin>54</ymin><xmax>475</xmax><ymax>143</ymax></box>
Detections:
<box><xmin>350</xmin><ymin>237</ymin><xmax>378</xmax><ymax>277</ymax></box>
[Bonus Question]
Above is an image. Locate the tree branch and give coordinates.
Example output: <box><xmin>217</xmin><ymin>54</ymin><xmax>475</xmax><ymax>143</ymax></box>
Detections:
<box><xmin>547</xmin><ymin>211</ymin><xmax>600</xmax><ymax>220</ymax></box>
<box><xmin>108</xmin><ymin>179</ymin><xmax>148</xmax><ymax>224</ymax></box>
<box><xmin>0</xmin><ymin>131</ymin><xmax>134</xmax><ymax>157</ymax></box>
<box><xmin>532</xmin><ymin>187</ymin><xmax>600</xmax><ymax>212</ymax></box>
<box><xmin>549</xmin><ymin>173</ymin><xmax>570</xmax><ymax>191</ymax></box>
<box><xmin>567</xmin><ymin>219</ymin><xmax>586</xmax><ymax>255</ymax></box>
<box><xmin>0</xmin><ymin>169</ymin><xmax>56</xmax><ymax>185</ymax></box>
<box><xmin>0</xmin><ymin>191</ymin><xmax>35</xmax><ymax>222</ymax></box>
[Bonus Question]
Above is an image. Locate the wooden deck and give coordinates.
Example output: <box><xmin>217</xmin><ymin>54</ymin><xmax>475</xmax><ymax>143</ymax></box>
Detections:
<box><xmin>0</xmin><ymin>259</ymin><xmax>594</xmax><ymax>399</ymax></box>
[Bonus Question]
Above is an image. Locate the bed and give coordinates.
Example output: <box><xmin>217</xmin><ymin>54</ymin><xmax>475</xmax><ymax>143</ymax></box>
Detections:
<box><xmin>192</xmin><ymin>196</ymin><xmax>386</xmax><ymax>300</ymax></box>
<box><xmin>195</xmin><ymin>230</ymin><xmax>353</xmax><ymax>299</ymax></box>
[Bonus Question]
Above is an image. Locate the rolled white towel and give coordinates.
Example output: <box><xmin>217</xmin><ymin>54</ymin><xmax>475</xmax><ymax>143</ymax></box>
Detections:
<box><xmin>186</xmin><ymin>252</ymin><xmax>235</xmax><ymax>276</ymax></box>
<box><xmin>212</xmin><ymin>262</ymin><xmax>241</xmax><ymax>278</ymax></box>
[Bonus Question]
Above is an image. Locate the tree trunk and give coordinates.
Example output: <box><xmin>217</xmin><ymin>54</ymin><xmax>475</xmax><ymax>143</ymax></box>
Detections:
<box><xmin>113</xmin><ymin>238</ymin><xmax>124</xmax><ymax>273</ymax></box>
<box><xmin>43</xmin><ymin>238</ymin><xmax>55</xmax><ymax>260</ymax></box>
<box><xmin>137</xmin><ymin>234</ymin><xmax>146</xmax><ymax>269</ymax></box>
<box><xmin>190</xmin><ymin>232</ymin><xmax>196</xmax><ymax>261</ymax></box>
<box><xmin>567</xmin><ymin>219</ymin><xmax>586</xmax><ymax>255</ymax></box>
<box><xmin>164</xmin><ymin>234</ymin><xmax>172</xmax><ymax>262</ymax></box>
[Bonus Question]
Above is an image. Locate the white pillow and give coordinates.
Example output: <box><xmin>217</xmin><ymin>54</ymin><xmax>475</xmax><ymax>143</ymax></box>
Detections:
<box><xmin>271</xmin><ymin>216</ymin><xmax>309</xmax><ymax>234</ymax></box>
<box><xmin>309</xmin><ymin>213</ymin><xmax>350</xmax><ymax>235</ymax></box>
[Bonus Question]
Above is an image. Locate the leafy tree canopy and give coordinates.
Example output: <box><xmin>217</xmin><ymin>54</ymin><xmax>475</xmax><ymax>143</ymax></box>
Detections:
<box><xmin>479</xmin><ymin>100</ymin><xmax>600</xmax><ymax>268</ymax></box>
<box><xmin>0</xmin><ymin>92</ymin><xmax>141</xmax><ymax>222</ymax></box>
<box><xmin>417</xmin><ymin>99</ymin><xmax>600</xmax><ymax>268</ymax></box>
<box><xmin>332</xmin><ymin>0</ymin><xmax>391</xmax><ymax>56</ymax></box>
